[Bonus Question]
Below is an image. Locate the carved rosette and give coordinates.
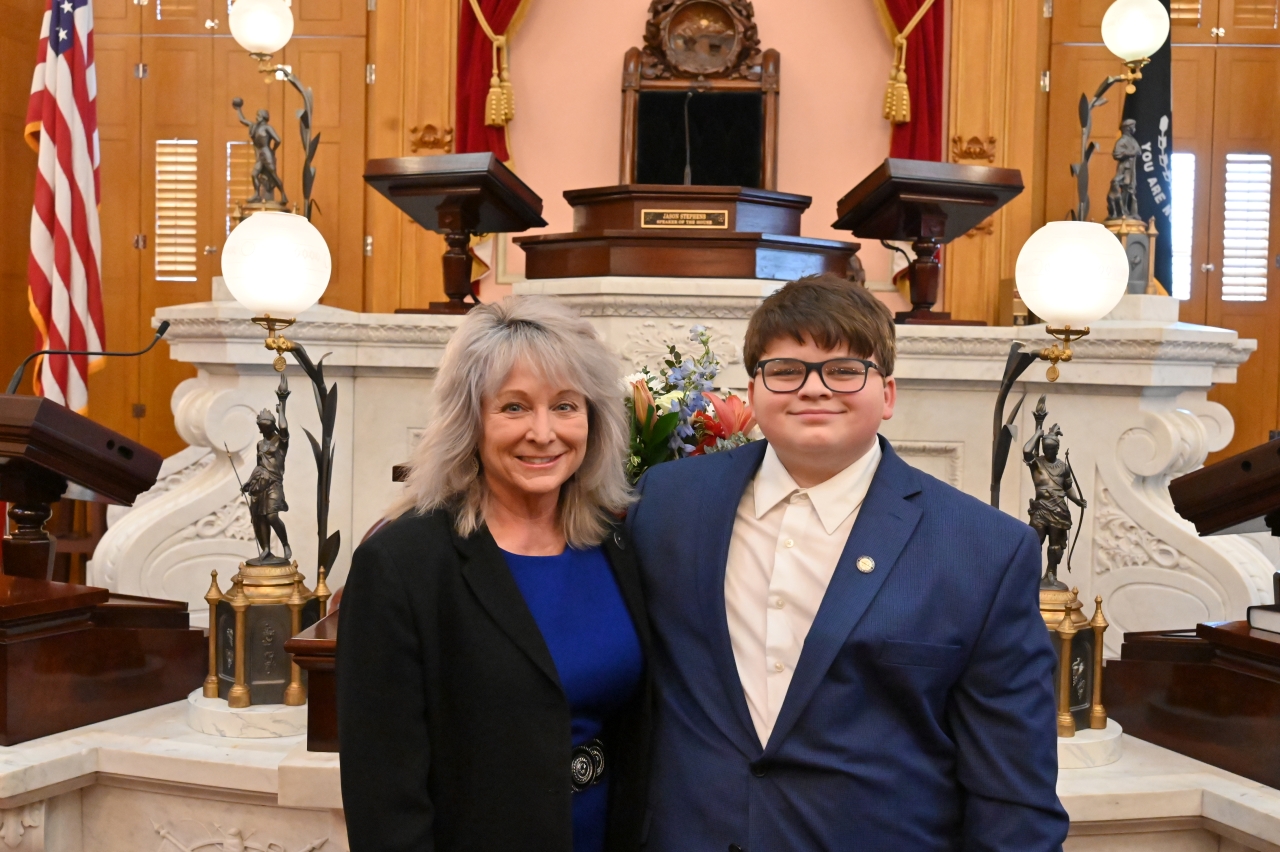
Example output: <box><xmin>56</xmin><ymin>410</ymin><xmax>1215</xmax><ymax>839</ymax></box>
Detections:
<box><xmin>640</xmin><ymin>0</ymin><xmax>763</xmax><ymax>81</ymax></box>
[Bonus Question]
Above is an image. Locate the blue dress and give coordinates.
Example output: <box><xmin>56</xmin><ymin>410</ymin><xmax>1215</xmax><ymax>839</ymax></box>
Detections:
<box><xmin>501</xmin><ymin>545</ymin><xmax>644</xmax><ymax>852</ymax></box>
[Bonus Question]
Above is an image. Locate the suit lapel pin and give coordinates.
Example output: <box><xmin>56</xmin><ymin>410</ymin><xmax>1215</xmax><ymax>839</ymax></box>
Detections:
<box><xmin>857</xmin><ymin>555</ymin><xmax>875</xmax><ymax>573</ymax></box>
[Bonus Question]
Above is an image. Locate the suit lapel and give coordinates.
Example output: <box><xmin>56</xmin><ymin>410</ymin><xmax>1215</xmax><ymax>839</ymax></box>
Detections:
<box><xmin>696</xmin><ymin>441</ymin><xmax>769</xmax><ymax>758</ymax></box>
<box><xmin>456</xmin><ymin>526</ymin><xmax>562</xmax><ymax>690</ymax></box>
<box><xmin>763</xmin><ymin>440</ymin><xmax>924</xmax><ymax>755</ymax></box>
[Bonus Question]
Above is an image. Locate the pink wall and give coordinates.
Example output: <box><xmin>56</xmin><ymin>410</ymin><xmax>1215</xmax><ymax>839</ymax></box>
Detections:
<box><xmin>485</xmin><ymin>0</ymin><xmax>895</xmax><ymax>292</ymax></box>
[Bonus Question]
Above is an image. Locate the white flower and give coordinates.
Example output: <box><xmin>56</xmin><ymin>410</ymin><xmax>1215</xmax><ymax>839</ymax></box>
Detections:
<box><xmin>655</xmin><ymin>389</ymin><xmax>685</xmax><ymax>410</ymax></box>
<box><xmin>622</xmin><ymin>372</ymin><xmax>648</xmax><ymax>390</ymax></box>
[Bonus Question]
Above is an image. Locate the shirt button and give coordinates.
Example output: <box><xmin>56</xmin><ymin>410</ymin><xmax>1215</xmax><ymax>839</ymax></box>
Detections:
<box><xmin>774</xmin><ymin>598</ymin><xmax>785</xmax><ymax>609</ymax></box>
<box><xmin>784</xmin><ymin>539</ymin><xmax>795</xmax><ymax>548</ymax></box>
<box><xmin>774</xmin><ymin>661</ymin><xmax>784</xmax><ymax>672</ymax></box>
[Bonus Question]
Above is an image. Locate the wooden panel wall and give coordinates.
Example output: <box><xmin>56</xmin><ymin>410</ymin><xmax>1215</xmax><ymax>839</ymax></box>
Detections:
<box><xmin>363</xmin><ymin>0</ymin><xmax>456</xmax><ymax>312</ymax></box>
<box><xmin>944</xmin><ymin>0</ymin><xmax>1050</xmax><ymax>324</ymax></box>
<box><xmin>0</xmin><ymin>0</ymin><xmax>47</xmax><ymax>396</ymax></box>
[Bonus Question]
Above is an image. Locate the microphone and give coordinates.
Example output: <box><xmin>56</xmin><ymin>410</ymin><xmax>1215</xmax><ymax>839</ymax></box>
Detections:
<box><xmin>5</xmin><ymin>321</ymin><xmax>171</xmax><ymax>395</ymax></box>
<box><xmin>683</xmin><ymin>90</ymin><xmax>694</xmax><ymax>186</ymax></box>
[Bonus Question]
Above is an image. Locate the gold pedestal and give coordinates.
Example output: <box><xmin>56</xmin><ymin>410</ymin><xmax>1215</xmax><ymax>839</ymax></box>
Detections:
<box><xmin>202</xmin><ymin>570</ymin><xmax>223</xmax><ymax>699</ymax></box>
<box><xmin>231</xmin><ymin>199</ymin><xmax>292</xmax><ymax>228</ymax></box>
<box><xmin>1040</xmin><ymin>585</ymin><xmax>1087</xmax><ymax>632</ymax></box>
<box><xmin>206</xmin><ymin>558</ymin><xmax>320</xmax><ymax>708</ymax></box>
<box><xmin>1043</xmin><ymin>586</ymin><xmax>1110</xmax><ymax>738</ymax></box>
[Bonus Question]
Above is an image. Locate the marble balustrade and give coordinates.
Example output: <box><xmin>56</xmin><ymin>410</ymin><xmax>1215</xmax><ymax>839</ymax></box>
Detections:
<box><xmin>90</xmin><ymin>280</ymin><xmax>1277</xmax><ymax>649</ymax></box>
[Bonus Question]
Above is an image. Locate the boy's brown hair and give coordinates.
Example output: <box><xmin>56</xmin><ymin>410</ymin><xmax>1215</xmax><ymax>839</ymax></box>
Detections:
<box><xmin>743</xmin><ymin>273</ymin><xmax>897</xmax><ymax>377</ymax></box>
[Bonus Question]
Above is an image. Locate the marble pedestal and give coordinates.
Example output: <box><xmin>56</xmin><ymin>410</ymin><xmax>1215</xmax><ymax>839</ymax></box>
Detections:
<box><xmin>89</xmin><ymin>283</ymin><xmax>1275</xmax><ymax>645</ymax></box>
<box><xmin>1059</xmin><ymin>720</ymin><xmax>1124</xmax><ymax>769</ymax></box>
<box><xmin>185</xmin><ymin>691</ymin><xmax>308</xmax><ymax>739</ymax></box>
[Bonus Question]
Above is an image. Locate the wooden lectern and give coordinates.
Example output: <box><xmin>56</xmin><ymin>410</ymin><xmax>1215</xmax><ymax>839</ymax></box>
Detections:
<box><xmin>1</xmin><ymin>394</ymin><xmax>160</xmax><ymax>579</ymax></box>
<box><xmin>515</xmin><ymin>184</ymin><xmax>861</xmax><ymax>281</ymax></box>
<box><xmin>364</xmin><ymin>153</ymin><xmax>546</xmax><ymax>314</ymax></box>
<box><xmin>0</xmin><ymin>394</ymin><xmax>205</xmax><ymax>744</ymax></box>
<box><xmin>1104</xmin><ymin>435</ymin><xmax>1280</xmax><ymax>786</ymax></box>
<box><xmin>832</xmin><ymin>159</ymin><xmax>1023</xmax><ymax>325</ymax></box>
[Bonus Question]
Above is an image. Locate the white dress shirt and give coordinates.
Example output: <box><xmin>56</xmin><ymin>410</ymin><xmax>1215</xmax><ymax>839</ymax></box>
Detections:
<box><xmin>724</xmin><ymin>440</ymin><xmax>883</xmax><ymax>746</ymax></box>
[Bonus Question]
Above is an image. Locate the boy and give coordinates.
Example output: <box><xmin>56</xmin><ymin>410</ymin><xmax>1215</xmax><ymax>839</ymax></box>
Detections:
<box><xmin>628</xmin><ymin>274</ymin><xmax>1068</xmax><ymax>851</ymax></box>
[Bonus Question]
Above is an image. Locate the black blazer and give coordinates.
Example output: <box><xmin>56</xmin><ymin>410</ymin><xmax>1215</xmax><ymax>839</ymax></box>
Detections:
<box><xmin>337</xmin><ymin>508</ymin><xmax>653</xmax><ymax>852</ymax></box>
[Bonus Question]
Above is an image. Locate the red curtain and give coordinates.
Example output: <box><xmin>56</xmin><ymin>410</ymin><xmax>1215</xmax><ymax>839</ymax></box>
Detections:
<box><xmin>456</xmin><ymin>0</ymin><xmax>525</xmax><ymax>161</ymax></box>
<box><xmin>884</xmin><ymin>0</ymin><xmax>944</xmax><ymax>162</ymax></box>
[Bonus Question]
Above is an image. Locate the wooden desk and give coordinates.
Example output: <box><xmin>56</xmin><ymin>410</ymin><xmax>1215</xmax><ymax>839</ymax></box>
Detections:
<box><xmin>1104</xmin><ymin>621</ymin><xmax>1280</xmax><ymax>789</ymax></box>
<box><xmin>0</xmin><ymin>574</ymin><xmax>205</xmax><ymax>745</ymax></box>
<box><xmin>285</xmin><ymin>608</ymin><xmax>338</xmax><ymax>753</ymax></box>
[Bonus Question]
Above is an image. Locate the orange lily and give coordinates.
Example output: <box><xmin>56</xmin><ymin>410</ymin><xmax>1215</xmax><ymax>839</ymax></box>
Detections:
<box><xmin>706</xmin><ymin>391</ymin><xmax>756</xmax><ymax>437</ymax></box>
<box><xmin>690</xmin><ymin>391</ymin><xmax>757</xmax><ymax>454</ymax></box>
<box><xmin>632</xmin><ymin>379</ymin><xmax>657</xmax><ymax>428</ymax></box>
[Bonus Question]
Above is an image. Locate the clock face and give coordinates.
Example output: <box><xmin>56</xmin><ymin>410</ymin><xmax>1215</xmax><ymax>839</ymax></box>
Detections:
<box><xmin>665</xmin><ymin>1</ymin><xmax>741</xmax><ymax>76</ymax></box>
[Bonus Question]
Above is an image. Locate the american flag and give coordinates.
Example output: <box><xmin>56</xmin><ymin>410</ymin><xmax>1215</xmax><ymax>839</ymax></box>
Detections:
<box><xmin>24</xmin><ymin>0</ymin><xmax>105</xmax><ymax>413</ymax></box>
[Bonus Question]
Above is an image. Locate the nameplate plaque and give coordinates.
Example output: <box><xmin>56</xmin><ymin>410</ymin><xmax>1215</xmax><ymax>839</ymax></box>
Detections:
<box><xmin>640</xmin><ymin>209</ymin><xmax>728</xmax><ymax>229</ymax></box>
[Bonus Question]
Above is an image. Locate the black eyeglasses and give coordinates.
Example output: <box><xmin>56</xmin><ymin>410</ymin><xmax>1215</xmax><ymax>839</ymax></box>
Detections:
<box><xmin>754</xmin><ymin>358</ymin><xmax>883</xmax><ymax>394</ymax></box>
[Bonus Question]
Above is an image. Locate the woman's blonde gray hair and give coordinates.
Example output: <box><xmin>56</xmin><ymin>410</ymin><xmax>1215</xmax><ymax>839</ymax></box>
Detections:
<box><xmin>387</xmin><ymin>295</ymin><xmax>632</xmax><ymax>548</ymax></box>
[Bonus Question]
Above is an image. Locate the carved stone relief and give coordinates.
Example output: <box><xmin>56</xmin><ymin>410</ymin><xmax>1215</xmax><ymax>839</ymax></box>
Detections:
<box><xmin>1093</xmin><ymin>486</ymin><xmax>1198</xmax><ymax>576</ymax></box>
<box><xmin>0</xmin><ymin>804</ymin><xmax>41</xmax><ymax>850</ymax></box>
<box><xmin>190</xmin><ymin>499</ymin><xmax>256</xmax><ymax>543</ymax></box>
<box><xmin>890</xmin><ymin>441</ymin><xmax>964</xmax><ymax>488</ymax></box>
<box><xmin>154</xmin><ymin>821</ymin><xmax>327</xmax><ymax>852</ymax></box>
<box><xmin>621</xmin><ymin>320</ymin><xmax>743</xmax><ymax>375</ymax></box>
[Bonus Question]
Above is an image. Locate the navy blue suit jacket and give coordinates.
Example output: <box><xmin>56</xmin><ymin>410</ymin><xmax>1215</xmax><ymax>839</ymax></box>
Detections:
<box><xmin>627</xmin><ymin>437</ymin><xmax>1068</xmax><ymax>852</ymax></box>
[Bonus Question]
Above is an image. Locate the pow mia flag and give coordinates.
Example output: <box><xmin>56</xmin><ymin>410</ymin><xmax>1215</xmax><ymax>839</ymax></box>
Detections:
<box><xmin>1120</xmin><ymin>0</ymin><xmax>1173</xmax><ymax>293</ymax></box>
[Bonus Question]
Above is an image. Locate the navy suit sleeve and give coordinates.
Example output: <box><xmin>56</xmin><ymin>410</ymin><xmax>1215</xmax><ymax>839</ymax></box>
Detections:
<box><xmin>950</xmin><ymin>527</ymin><xmax>1069</xmax><ymax>852</ymax></box>
<box><xmin>337</xmin><ymin>537</ymin><xmax>435</xmax><ymax>852</ymax></box>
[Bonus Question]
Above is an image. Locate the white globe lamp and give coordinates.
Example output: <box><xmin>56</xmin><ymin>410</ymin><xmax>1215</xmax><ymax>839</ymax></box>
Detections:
<box><xmin>1101</xmin><ymin>0</ymin><xmax>1170</xmax><ymax>64</ymax></box>
<box><xmin>1015</xmin><ymin>220</ymin><xmax>1130</xmax><ymax>380</ymax></box>
<box><xmin>229</xmin><ymin>0</ymin><xmax>295</xmax><ymax>59</ymax></box>
<box><xmin>222</xmin><ymin>211</ymin><xmax>331</xmax><ymax>369</ymax></box>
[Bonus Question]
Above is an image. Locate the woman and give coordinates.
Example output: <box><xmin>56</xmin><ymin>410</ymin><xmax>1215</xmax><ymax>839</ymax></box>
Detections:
<box><xmin>338</xmin><ymin>296</ymin><xmax>650</xmax><ymax>852</ymax></box>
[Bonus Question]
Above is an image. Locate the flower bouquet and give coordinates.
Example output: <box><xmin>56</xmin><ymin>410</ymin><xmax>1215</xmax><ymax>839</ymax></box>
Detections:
<box><xmin>625</xmin><ymin>326</ymin><xmax>758</xmax><ymax>484</ymax></box>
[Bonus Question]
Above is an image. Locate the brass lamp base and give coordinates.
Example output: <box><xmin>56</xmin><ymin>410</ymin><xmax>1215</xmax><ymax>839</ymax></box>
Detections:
<box><xmin>251</xmin><ymin>314</ymin><xmax>297</xmax><ymax>371</ymax></box>
<box><xmin>1040</xmin><ymin>326</ymin><xmax>1090</xmax><ymax>382</ymax></box>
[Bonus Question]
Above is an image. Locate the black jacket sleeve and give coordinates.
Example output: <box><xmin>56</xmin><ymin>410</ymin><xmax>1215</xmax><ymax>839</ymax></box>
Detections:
<box><xmin>337</xmin><ymin>534</ymin><xmax>435</xmax><ymax>852</ymax></box>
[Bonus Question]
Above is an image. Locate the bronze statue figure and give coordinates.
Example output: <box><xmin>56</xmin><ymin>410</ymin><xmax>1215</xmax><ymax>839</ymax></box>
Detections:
<box><xmin>232</xmin><ymin>97</ymin><xmax>289</xmax><ymax>206</ymax></box>
<box><xmin>1107</xmin><ymin>118</ymin><xmax>1142</xmax><ymax>221</ymax></box>
<box><xmin>1024</xmin><ymin>396</ymin><xmax>1086</xmax><ymax>590</ymax></box>
<box><xmin>244</xmin><ymin>375</ymin><xmax>292</xmax><ymax>565</ymax></box>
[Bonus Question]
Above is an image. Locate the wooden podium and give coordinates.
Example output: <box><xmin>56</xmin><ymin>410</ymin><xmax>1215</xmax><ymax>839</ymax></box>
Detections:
<box><xmin>364</xmin><ymin>154</ymin><xmax>546</xmax><ymax>314</ymax></box>
<box><xmin>515</xmin><ymin>184</ymin><xmax>860</xmax><ymax>281</ymax></box>
<box><xmin>832</xmin><ymin>159</ymin><xmax>1023</xmax><ymax>324</ymax></box>
<box><xmin>0</xmin><ymin>394</ymin><xmax>205</xmax><ymax>744</ymax></box>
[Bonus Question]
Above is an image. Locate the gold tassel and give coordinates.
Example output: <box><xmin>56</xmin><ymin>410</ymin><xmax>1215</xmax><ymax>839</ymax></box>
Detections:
<box><xmin>498</xmin><ymin>36</ymin><xmax>515</xmax><ymax>122</ymax></box>
<box><xmin>470</xmin><ymin>0</ymin><xmax>515</xmax><ymax>129</ymax></box>
<box><xmin>484</xmin><ymin>40</ymin><xmax>506</xmax><ymax>127</ymax></box>
<box><xmin>873</xmin><ymin>0</ymin><xmax>936</xmax><ymax>129</ymax></box>
<box><xmin>484</xmin><ymin>74</ymin><xmax>505</xmax><ymax>127</ymax></box>
<box><xmin>883</xmin><ymin>36</ymin><xmax>911</xmax><ymax>125</ymax></box>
